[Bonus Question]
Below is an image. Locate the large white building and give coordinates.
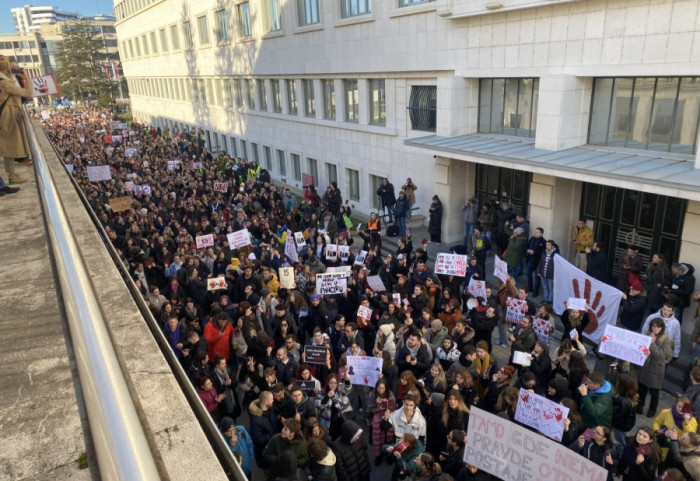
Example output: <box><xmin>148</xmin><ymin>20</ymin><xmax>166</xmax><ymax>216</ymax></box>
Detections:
<box><xmin>11</xmin><ymin>5</ymin><xmax>80</xmax><ymax>33</ymax></box>
<box><xmin>114</xmin><ymin>0</ymin><xmax>700</xmax><ymax>324</ymax></box>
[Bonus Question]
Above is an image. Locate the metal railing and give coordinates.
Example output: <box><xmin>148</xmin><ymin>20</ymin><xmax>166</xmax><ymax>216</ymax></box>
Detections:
<box><xmin>24</xmin><ymin>114</ymin><xmax>162</xmax><ymax>481</ymax></box>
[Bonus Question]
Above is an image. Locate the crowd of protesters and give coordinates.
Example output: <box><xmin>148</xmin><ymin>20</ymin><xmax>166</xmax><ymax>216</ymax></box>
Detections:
<box><xmin>38</xmin><ymin>108</ymin><xmax>700</xmax><ymax>481</ymax></box>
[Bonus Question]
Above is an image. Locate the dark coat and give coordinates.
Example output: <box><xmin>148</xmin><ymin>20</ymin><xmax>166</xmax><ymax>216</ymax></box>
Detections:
<box><xmin>619</xmin><ymin>294</ymin><xmax>647</xmax><ymax>332</ymax></box>
<box><xmin>332</xmin><ymin>420</ymin><xmax>372</xmax><ymax>481</ymax></box>
<box><xmin>394</xmin><ymin>196</ymin><xmax>411</xmax><ymax>217</ymax></box>
<box><xmin>263</xmin><ymin>432</ymin><xmax>309</xmax><ymax>480</ymax></box>
<box><xmin>376</xmin><ymin>183</ymin><xmax>396</xmax><ymax>207</ymax></box>
<box><xmin>586</xmin><ymin>250</ymin><xmax>608</xmax><ymax>282</ymax></box>
<box><xmin>395</xmin><ymin>343</ymin><xmax>431</xmax><ymax>377</ymax></box>
<box><xmin>248</xmin><ymin>399</ymin><xmax>279</xmax><ymax>468</ymax></box>
<box><xmin>428</xmin><ymin>201</ymin><xmax>443</xmax><ymax>235</ymax></box>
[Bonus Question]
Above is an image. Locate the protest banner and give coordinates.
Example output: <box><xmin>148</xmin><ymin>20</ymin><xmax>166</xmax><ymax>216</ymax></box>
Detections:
<box><xmin>316</xmin><ymin>272</ymin><xmax>347</xmax><ymax>295</ymax></box>
<box><xmin>196</xmin><ymin>234</ymin><xmax>215</xmax><ymax>249</ymax></box>
<box><xmin>126</xmin><ymin>172</ymin><xmax>137</xmax><ymax>179</ymax></box>
<box><xmin>29</xmin><ymin>74</ymin><xmax>59</xmax><ymax>96</ymax></box>
<box><xmin>109</xmin><ymin>121</ymin><xmax>121</xmax><ymax>130</ymax></box>
<box><xmin>296</xmin><ymin>379</ymin><xmax>317</xmax><ymax>392</ymax></box>
<box><xmin>338</xmin><ymin>245</ymin><xmax>350</xmax><ymax>262</ymax></box>
<box><xmin>279</xmin><ymin>266</ymin><xmax>296</xmax><ymax>289</ymax></box>
<box><xmin>134</xmin><ymin>185</ymin><xmax>143</xmax><ymax>196</ymax></box>
<box><xmin>346</xmin><ymin>355</ymin><xmax>383</xmax><ymax>387</ymax></box>
<box><xmin>532</xmin><ymin>317</ymin><xmax>551</xmax><ymax>341</ymax></box>
<box><xmin>514</xmin><ymin>389</ymin><xmax>569</xmax><ymax>441</ymax></box>
<box><xmin>284</xmin><ymin>231</ymin><xmax>299</xmax><ymax>263</ymax></box>
<box><xmin>41</xmin><ymin>110</ymin><xmax>50</xmax><ymax>120</ymax></box>
<box><xmin>304</xmin><ymin>345</ymin><xmax>328</xmax><ymax>365</ymax></box>
<box><xmin>105</xmin><ymin>147</ymin><xmax>114</xmax><ymax>155</ymax></box>
<box><xmin>207</xmin><ymin>276</ymin><xmax>227</xmax><ymax>291</ymax></box>
<box><xmin>227</xmin><ymin>229</ymin><xmax>251</xmax><ymax>249</ymax></box>
<box><xmin>214</xmin><ymin>181</ymin><xmax>228</xmax><ymax>193</ymax></box>
<box><xmin>512</xmin><ymin>351</ymin><xmax>531</xmax><ymax>366</ymax></box>
<box><xmin>294</xmin><ymin>232</ymin><xmax>307</xmax><ymax>248</ymax></box>
<box><xmin>327</xmin><ymin>265</ymin><xmax>351</xmax><ymax>277</ymax></box>
<box><xmin>467</xmin><ymin>278</ymin><xmax>487</xmax><ymax>300</ymax></box>
<box><xmin>325</xmin><ymin>244</ymin><xmax>338</xmax><ymax>261</ymax></box>
<box><xmin>434</xmin><ymin>253</ymin><xmax>468</xmax><ymax>276</ymax></box>
<box><xmin>87</xmin><ymin>165</ymin><xmax>111</xmax><ymax>182</ymax></box>
<box><xmin>599</xmin><ymin>324</ymin><xmax>652</xmax><ymax>366</ymax></box>
<box><xmin>167</xmin><ymin>160</ymin><xmax>180</xmax><ymax>171</ymax></box>
<box><xmin>143</xmin><ymin>185</ymin><xmax>151</xmax><ymax>195</ymax></box>
<box><xmin>192</xmin><ymin>162</ymin><xmax>203</xmax><ymax>169</ymax></box>
<box><xmin>112</xmin><ymin>135</ymin><xmax>122</xmax><ymax>143</ymax></box>
<box><xmin>567</xmin><ymin>298</ymin><xmax>587</xmax><ymax>311</ymax></box>
<box><xmin>357</xmin><ymin>306</ymin><xmax>373</xmax><ymax>323</ymax></box>
<box><xmin>465</xmin><ymin>406</ymin><xmax>608</xmax><ymax>481</ymax></box>
<box><xmin>354</xmin><ymin>250</ymin><xmax>368</xmax><ymax>266</ymax></box>
<box><xmin>124</xmin><ymin>181</ymin><xmax>134</xmax><ymax>192</ymax></box>
<box><xmin>109</xmin><ymin>196</ymin><xmax>132</xmax><ymax>213</ymax></box>
<box><xmin>367</xmin><ymin>275</ymin><xmax>386</xmax><ymax>292</ymax></box>
<box><xmin>124</xmin><ymin>147</ymin><xmax>138</xmax><ymax>157</ymax></box>
<box><xmin>122</xmin><ymin>129</ymin><xmax>129</xmax><ymax>137</ymax></box>
<box><xmin>553</xmin><ymin>254</ymin><xmax>623</xmax><ymax>342</ymax></box>
<box><xmin>129</xmin><ymin>130</ymin><xmax>135</xmax><ymax>136</ymax></box>
<box><xmin>494</xmin><ymin>255</ymin><xmax>508</xmax><ymax>284</ymax></box>
<box><xmin>506</xmin><ymin>297</ymin><xmax>528</xmax><ymax>324</ymax></box>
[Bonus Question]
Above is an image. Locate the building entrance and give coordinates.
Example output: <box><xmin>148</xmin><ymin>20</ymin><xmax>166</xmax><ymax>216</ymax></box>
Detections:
<box><xmin>474</xmin><ymin>165</ymin><xmax>531</xmax><ymax>216</ymax></box>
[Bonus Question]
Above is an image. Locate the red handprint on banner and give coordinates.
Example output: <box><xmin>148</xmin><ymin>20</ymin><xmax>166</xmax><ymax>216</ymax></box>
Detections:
<box><xmin>572</xmin><ymin>278</ymin><xmax>605</xmax><ymax>334</ymax></box>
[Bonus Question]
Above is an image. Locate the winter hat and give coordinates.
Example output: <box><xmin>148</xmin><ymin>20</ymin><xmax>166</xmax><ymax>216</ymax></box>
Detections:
<box><xmin>629</xmin><ymin>278</ymin><xmax>643</xmax><ymax>292</ymax></box>
<box><xmin>220</xmin><ymin>417</ymin><xmax>235</xmax><ymax>433</ymax></box>
<box><xmin>312</xmin><ymin>293</ymin><xmax>321</xmax><ymax>301</ymax></box>
<box><xmin>378</xmin><ymin>324</ymin><xmax>393</xmax><ymax>336</ymax></box>
<box><xmin>430</xmin><ymin>319</ymin><xmax>443</xmax><ymax>329</ymax></box>
<box><xmin>536</xmin><ymin>340</ymin><xmax>548</xmax><ymax>352</ymax></box>
<box><xmin>514</xmin><ymin>227</ymin><xmax>525</xmax><ymax>236</ymax></box>
<box><xmin>260</xmin><ymin>288</ymin><xmax>270</xmax><ymax>298</ymax></box>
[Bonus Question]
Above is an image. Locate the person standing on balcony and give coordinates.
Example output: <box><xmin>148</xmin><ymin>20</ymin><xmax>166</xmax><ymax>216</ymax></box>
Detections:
<box><xmin>377</xmin><ymin>178</ymin><xmax>396</xmax><ymax>223</ymax></box>
<box><xmin>0</xmin><ymin>55</ymin><xmax>33</xmax><ymax>185</ymax></box>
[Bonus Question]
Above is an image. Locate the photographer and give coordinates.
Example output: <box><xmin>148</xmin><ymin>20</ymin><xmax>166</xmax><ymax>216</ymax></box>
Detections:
<box><xmin>0</xmin><ymin>55</ymin><xmax>33</xmax><ymax>186</ymax></box>
<box><xmin>460</xmin><ymin>197</ymin><xmax>479</xmax><ymax>250</ymax></box>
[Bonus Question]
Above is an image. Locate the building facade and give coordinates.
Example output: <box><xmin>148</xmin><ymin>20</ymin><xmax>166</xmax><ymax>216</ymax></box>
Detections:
<box><xmin>11</xmin><ymin>5</ymin><xmax>80</xmax><ymax>33</ymax></box>
<box><xmin>114</xmin><ymin>0</ymin><xmax>700</xmax><ymax>325</ymax></box>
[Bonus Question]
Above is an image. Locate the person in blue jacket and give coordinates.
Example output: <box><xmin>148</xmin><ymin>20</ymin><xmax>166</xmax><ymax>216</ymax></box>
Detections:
<box><xmin>220</xmin><ymin>417</ymin><xmax>254</xmax><ymax>478</ymax></box>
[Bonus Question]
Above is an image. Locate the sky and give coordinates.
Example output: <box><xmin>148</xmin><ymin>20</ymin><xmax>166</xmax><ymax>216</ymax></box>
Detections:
<box><xmin>1</xmin><ymin>0</ymin><xmax>114</xmax><ymax>34</ymax></box>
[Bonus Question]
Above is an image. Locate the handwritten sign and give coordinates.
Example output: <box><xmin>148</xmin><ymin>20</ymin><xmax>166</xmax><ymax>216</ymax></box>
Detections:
<box><xmin>339</xmin><ymin>245</ymin><xmax>350</xmax><ymax>262</ymax></box>
<box><xmin>325</xmin><ymin>244</ymin><xmax>338</xmax><ymax>261</ymax></box>
<box><xmin>533</xmin><ymin>317</ymin><xmax>551</xmax><ymax>341</ymax></box>
<box><xmin>346</xmin><ymin>355</ymin><xmax>383</xmax><ymax>387</ymax></box>
<box><xmin>124</xmin><ymin>147</ymin><xmax>138</xmax><ymax>157</ymax></box>
<box><xmin>279</xmin><ymin>266</ymin><xmax>296</xmax><ymax>289</ymax></box>
<box><xmin>494</xmin><ymin>255</ymin><xmax>508</xmax><ymax>284</ymax></box>
<box><xmin>207</xmin><ymin>276</ymin><xmax>227</xmax><ymax>291</ymax></box>
<box><xmin>354</xmin><ymin>250</ymin><xmax>368</xmax><ymax>266</ymax></box>
<box><xmin>512</xmin><ymin>351</ymin><xmax>531</xmax><ymax>366</ymax></box>
<box><xmin>284</xmin><ymin>231</ymin><xmax>299</xmax><ymax>263</ymax></box>
<box><xmin>109</xmin><ymin>196</ymin><xmax>132</xmax><ymax>213</ymax></box>
<box><xmin>214</xmin><ymin>181</ymin><xmax>228</xmax><ymax>193</ymax></box>
<box><xmin>316</xmin><ymin>272</ymin><xmax>347</xmax><ymax>295</ymax></box>
<box><xmin>125</xmin><ymin>181</ymin><xmax>134</xmax><ymax>192</ymax></box>
<box><xmin>105</xmin><ymin>147</ymin><xmax>114</xmax><ymax>155</ymax></box>
<box><xmin>467</xmin><ymin>278</ymin><xmax>487</xmax><ymax>300</ymax></box>
<box><xmin>465</xmin><ymin>406</ymin><xmax>608</xmax><ymax>481</ymax></box>
<box><xmin>167</xmin><ymin>160</ymin><xmax>180</xmax><ymax>171</ymax></box>
<box><xmin>192</xmin><ymin>162</ymin><xmax>203</xmax><ymax>169</ymax></box>
<box><xmin>294</xmin><ymin>232</ymin><xmax>307</xmax><ymax>248</ymax></box>
<box><xmin>304</xmin><ymin>345</ymin><xmax>328</xmax><ymax>365</ymax></box>
<box><xmin>506</xmin><ymin>297</ymin><xmax>527</xmax><ymax>324</ymax></box>
<box><xmin>227</xmin><ymin>229</ymin><xmax>251</xmax><ymax>249</ymax></box>
<box><xmin>196</xmin><ymin>234</ymin><xmax>215</xmax><ymax>249</ymax></box>
<box><xmin>599</xmin><ymin>324</ymin><xmax>652</xmax><ymax>366</ymax></box>
<box><xmin>514</xmin><ymin>389</ymin><xmax>569</xmax><ymax>441</ymax></box>
<box><xmin>434</xmin><ymin>253</ymin><xmax>468</xmax><ymax>276</ymax></box>
<box><xmin>327</xmin><ymin>266</ymin><xmax>351</xmax><ymax>277</ymax></box>
<box><xmin>567</xmin><ymin>297</ymin><xmax>587</xmax><ymax>311</ymax></box>
<box><xmin>29</xmin><ymin>74</ymin><xmax>59</xmax><ymax>97</ymax></box>
<box><xmin>142</xmin><ymin>185</ymin><xmax>151</xmax><ymax>196</ymax></box>
<box><xmin>367</xmin><ymin>275</ymin><xmax>386</xmax><ymax>292</ymax></box>
<box><xmin>357</xmin><ymin>305</ymin><xmax>373</xmax><ymax>322</ymax></box>
<box><xmin>87</xmin><ymin>165</ymin><xmax>111</xmax><ymax>182</ymax></box>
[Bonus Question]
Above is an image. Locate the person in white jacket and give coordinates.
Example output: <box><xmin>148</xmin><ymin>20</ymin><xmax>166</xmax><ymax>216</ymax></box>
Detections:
<box><xmin>640</xmin><ymin>301</ymin><xmax>681</xmax><ymax>358</ymax></box>
<box><xmin>384</xmin><ymin>394</ymin><xmax>426</xmax><ymax>443</ymax></box>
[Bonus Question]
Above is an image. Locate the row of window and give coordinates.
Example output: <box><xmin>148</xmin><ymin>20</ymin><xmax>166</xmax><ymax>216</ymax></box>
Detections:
<box><xmin>0</xmin><ymin>40</ymin><xmax>36</xmax><ymax>50</ymax></box>
<box><xmin>1</xmin><ymin>54</ymin><xmax>40</xmax><ymax>64</ymax></box>
<box><xmin>127</xmin><ymin>76</ymin><xmax>387</xmax><ymax>126</ymax></box>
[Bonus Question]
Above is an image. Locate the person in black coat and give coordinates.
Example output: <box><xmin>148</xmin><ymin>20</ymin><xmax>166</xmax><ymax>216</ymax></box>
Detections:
<box><xmin>428</xmin><ymin>195</ymin><xmax>443</xmax><ymax>244</ymax></box>
<box><xmin>248</xmin><ymin>391</ymin><xmax>280</xmax><ymax>469</ymax></box>
<box><xmin>470</xmin><ymin>304</ymin><xmax>498</xmax><ymax>353</ymax></box>
<box><xmin>307</xmin><ymin>438</ymin><xmax>338</xmax><ymax>481</ymax></box>
<box><xmin>395</xmin><ymin>330</ymin><xmax>432</xmax><ymax>378</ymax></box>
<box><xmin>333</xmin><ymin>420</ymin><xmax>372</xmax><ymax>481</ymax></box>
<box><xmin>619</xmin><ymin>279</ymin><xmax>647</xmax><ymax>332</ymax></box>
<box><xmin>376</xmin><ymin>178</ymin><xmax>397</xmax><ymax>223</ymax></box>
<box><xmin>586</xmin><ymin>242</ymin><xmax>608</xmax><ymax>283</ymax></box>
<box><xmin>525</xmin><ymin>227</ymin><xmax>547</xmax><ymax>297</ymax></box>
<box><xmin>527</xmin><ymin>340</ymin><xmax>553</xmax><ymax>395</ymax></box>
<box><xmin>456</xmin><ymin>463</ymin><xmax>493</xmax><ymax>481</ymax></box>
<box><xmin>306</xmin><ymin>295</ymin><xmax>332</xmax><ymax>342</ymax></box>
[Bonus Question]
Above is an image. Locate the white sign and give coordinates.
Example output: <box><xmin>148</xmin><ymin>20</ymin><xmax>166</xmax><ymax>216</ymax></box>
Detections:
<box><xmin>514</xmin><ymin>389</ymin><xmax>569</xmax><ymax>442</ymax></box>
<box><xmin>227</xmin><ymin>229</ymin><xmax>251</xmax><ymax>249</ymax></box>
<box><xmin>279</xmin><ymin>266</ymin><xmax>296</xmax><ymax>289</ymax></box>
<box><xmin>599</xmin><ymin>324</ymin><xmax>652</xmax><ymax>366</ymax></box>
<box><xmin>316</xmin><ymin>272</ymin><xmax>347</xmax><ymax>295</ymax></box>
<box><xmin>465</xmin><ymin>406</ymin><xmax>609</xmax><ymax>481</ymax></box>
<box><xmin>105</xmin><ymin>147</ymin><xmax>114</xmax><ymax>155</ymax></box>
<box><xmin>467</xmin><ymin>278</ymin><xmax>487</xmax><ymax>300</ymax></box>
<box><xmin>357</xmin><ymin>305</ymin><xmax>373</xmax><ymax>322</ymax></box>
<box><xmin>434</xmin><ymin>253</ymin><xmax>468</xmax><ymax>277</ymax></box>
<box><xmin>125</xmin><ymin>181</ymin><xmax>134</xmax><ymax>192</ymax></box>
<box><xmin>338</xmin><ymin>245</ymin><xmax>350</xmax><ymax>262</ymax></box>
<box><xmin>506</xmin><ymin>297</ymin><xmax>528</xmax><ymax>324</ymax></box>
<box><xmin>167</xmin><ymin>160</ymin><xmax>180</xmax><ymax>171</ymax></box>
<box><xmin>214</xmin><ymin>181</ymin><xmax>228</xmax><ymax>193</ymax></box>
<box><xmin>512</xmin><ymin>351</ymin><xmax>531</xmax><ymax>366</ymax></box>
<box><xmin>533</xmin><ymin>317</ymin><xmax>551</xmax><ymax>341</ymax></box>
<box><xmin>124</xmin><ymin>147</ymin><xmax>138</xmax><ymax>157</ymax></box>
<box><xmin>346</xmin><ymin>355</ymin><xmax>383</xmax><ymax>387</ymax></box>
<box><xmin>65</xmin><ymin>164</ymin><xmax>74</xmax><ymax>174</ymax></box>
<box><xmin>367</xmin><ymin>275</ymin><xmax>386</xmax><ymax>292</ymax></box>
<box><xmin>354</xmin><ymin>250</ymin><xmax>368</xmax><ymax>266</ymax></box>
<box><xmin>553</xmin><ymin>254</ymin><xmax>623</xmax><ymax>342</ymax></box>
<box><xmin>325</xmin><ymin>244</ymin><xmax>338</xmax><ymax>261</ymax></box>
<box><xmin>192</xmin><ymin>162</ymin><xmax>203</xmax><ymax>170</ymax></box>
<box><xmin>207</xmin><ymin>276</ymin><xmax>227</xmax><ymax>291</ymax></box>
<box><xmin>87</xmin><ymin>165</ymin><xmax>111</xmax><ymax>182</ymax></box>
<box><xmin>196</xmin><ymin>234</ymin><xmax>215</xmax><ymax>249</ymax></box>
<box><xmin>29</xmin><ymin>74</ymin><xmax>59</xmax><ymax>96</ymax></box>
<box><xmin>79</xmin><ymin>136</ymin><xmax>85</xmax><ymax>143</ymax></box>
<box><xmin>327</xmin><ymin>265</ymin><xmax>351</xmax><ymax>277</ymax></box>
<box><xmin>294</xmin><ymin>232</ymin><xmax>307</xmax><ymax>248</ymax></box>
<box><xmin>284</xmin><ymin>230</ymin><xmax>299</xmax><ymax>263</ymax></box>
<box><xmin>142</xmin><ymin>185</ymin><xmax>151</xmax><ymax>196</ymax></box>
<box><xmin>41</xmin><ymin>110</ymin><xmax>50</xmax><ymax>120</ymax></box>
<box><xmin>567</xmin><ymin>297</ymin><xmax>587</xmax><ymax>311</ymax></box>
<box><xmin>494</xmin><ymin>255</ymin><xmax>508</xmax><ymax>284</ymax></box>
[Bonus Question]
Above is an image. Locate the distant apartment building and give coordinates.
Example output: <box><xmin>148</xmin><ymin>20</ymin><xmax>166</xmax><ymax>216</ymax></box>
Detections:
<box><xmin>11</xmin><ymin>5</ymin><xmax>80</xmax><ymax>33</ymax></box>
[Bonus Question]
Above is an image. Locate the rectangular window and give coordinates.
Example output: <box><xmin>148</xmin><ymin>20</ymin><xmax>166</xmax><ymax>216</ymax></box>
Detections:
<box><xmin>150</xmin><ymin>31</ymin><xmax>158</xmax><ymax>54</ymax></box>
<box><xmin>325</xmin><ymin>163</ymin><xmax>337</xmax><ymax>185</ymax></box>
<box><xmin>159</xmin><ymin>28</ymin><xmax>168</xmax><ymax>52</ymax></box>
<box><xmin>199</xmin><ymin>78</ymin><xmax>208</xmax><ymax>103</ymax></box>
<box><xmin>303</xmin><ymin>80</ymin><xmax>315</xmax><ymax>117</ymax></box>
<box><xmin>246</xmin><ymin>79</ymin><xmax>255</xmax><ymax>109</ymax></box>
<box><xmin>287</xmin><ymin>80</ymin><xmax>298</xmax><ymax>115</ymax></box>
<box><xmin>292</xmin><ymin>153</ymin><xmax>301</xmax><ymax>181</ymax></box>
<box><xmin>215</xmin><ymin>10</ymin><xmax>229</xmax><ymax>43</ymax></box>
<box><xmin>141</xmin><ymin>35</ymin><xmax>149</xmax><ymax>55</ymax></box>
<box><xmin>197</xmin><ymin>15</ymin><xmax>210</xmax><ymax>45</ymax></box>
<box><xmin>240</xmin><ymin>140</ymin><xmax>248</xmax><ymax>159</ymax></box>
<box><xmin>297</xmin><ymin>0</ymin><xmax>319</xmax><ymax>26</ymax></box>
<box><xmin>222</xmin><ymin>78</ymin><xmax>232</xmax><ymax>106</ymax></box>
<box><xmin>233</xmin><ymin>79</ymin><xmax>243</xmax><ymax>107</ymax></box>
<box><xmin>344</xmin><ymin>79</ymin><xmax>358</xmax><ymax>122</ymax></box>
<box><xmin>258</xmin><ymin>80</ymin><xmax>268</xmax><ymax>110</ymax></box>
<box><xmin>408</xmin><ymin>85</ymin><xmax>437</xmax><ymax>132</ymax></box>
<box><xmin>237</xmin><ymin>2</ymin><xmax>252</xmax><ymax>37</ymax></box>
<box><xmin>265</xmin><ymin>0</ymin><xmax>282</xmax><ymax>32</ymax></box>
<box><xmin>478</xmin><ymin>78</ymin><xmax>538</xmax><ymax>138</ymax></box>
<box><xmin>271</xmin><ymin>79</ymin><xmax>282</xmax><ymax>112</ymax></box>
<box><xmin>277</xmin><ymin>149</ymin><xmax>287</xmax><ymax>175</ymax></box>
<box><xmin>340</xmin><ymin>0</ymin><xmax>370</xmax><ymax>18</ymax></box>
<box><xmin>588</xmin><ymin>77</ymin><xmax>700</xmax><ymax>155</ymax></box>
<box><xmin>307</xmin><ymin>158</ymin><xmax>318</xmax><ymax>186</ymax></box>
<box><xmin>263</xmin><ymin>146</ymin><xmax>272</xmax><ymax>170</ymax></box>
<box><xmin>230</xmin><ymin>136</ymin><xmax>239</xmax><ymax>157</ymax></box>
<box><xmin>369</xmin><ymin>79</ymin><xmax>385</xmax><ymax>126</ymax></box>
<box><xmin>182</xmin><ymin>20</ymin><xmax>193</xmax><ymax>49</ymax></box>
<box><xmin>398</xmin><ymin>0</ymin><xmax>434</xmax><ymax>6</ymax></box>
<box><xmin>214</xmin><ymin>79</ymin><xmax>222</xmax><ymax>105</ymax></box>
<box><xmin>129</xmin><ymin>39</ymin><xmax>135</xmax><ymax>57</ymax></box>
<box><xmin>170</xmin><ymin>24</ymin><xmax>180</xmax><ymax>50</ymax></box>
<box><xmin>322</xmin><ymin>80</ymin><xmax>335</xmax><ymax>120</ymax></box>
<box><xmin>251</xmin><ymin>142</ymin><xmax>260</xmax><ymax>164</ymax></box>
<box><xmin>345</xmin><ymin>168</ymin><xmax>359</xmax><ymax>201</ymax></box>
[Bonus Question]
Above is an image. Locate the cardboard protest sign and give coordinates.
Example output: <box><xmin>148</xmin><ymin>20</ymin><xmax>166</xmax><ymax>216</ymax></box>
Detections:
<box><xmin>514</xmin><ymin>389</ymin><xmax>569</xmax><ymax>441</ymax></box>
<box><xmin>227</xmin><ymin>229</ymin><xmax>251</xmax><ymax>249</ymax></box>
<box><xmin>325</xmin><ymin>244</ymin><xmax>338</xmax><ymax>261</ymax></box>
<box><xmin>493</xmin><ymin>255</ymin><xmax>508</xmax><ymax>284</ymax></box>
<box><xmin>87</xmin><ymin>165</ymin><xmax>111</xmax><ymax>182</ymax></box>
<box><xmin>532</xmin><ymin>317</ymin><xmax>551</xmax><ymax>341</ymax></box>
<box><xmin>467</xmin><ymin>278</ymin><xmax>487</xmax><ymax>300</ymax></box>
<box><xmin>338</xmin><ymin>245</ymin><xmax>350</xmax><ymax>262</ymax></box>
<box><xmin>465</xmin><ymin>406</ymin><xmax>608</xmax><ymax>481</ymax></box>
<box><xmin>196</xmin><ymin>234</ymin><xmax>215</xmax><ymax>249</ymax></box>
<box><xmin>316</xmin><ymin>272</ymin><xmax>347</xmax><ymax>295</ymax></box>
<box><xmin>214</xmin><ymin>181</ymin><xmax>228</xmax><ymax>193</ymax></box>
<box><xmin>346</xmin><ymin>355</ymin><xmax>383</xmax><ymax>387</ymax></box>
<box><xmin>29</xmin><ymin>74</ymin><xmax>59</xmax><ymax>97</ymax></box>
<box><xmin>354</xmin><ymin>250</ymin><xmax>368</xmax><ymax>266</ymax></box>
<box><xmin>357</xmin><ymin>305</ymin><xmax>373</xmax><ymax>323</ymax></box>
<box><xmin>279</xmin><ymin>266</ymin><xmax>296</xmax><ymax>289</ymax></box>
<box><xmin>207</xmin><ymin>276</ymin><xmax>227</xmax><ymax>291</ymax></box>
<box><xmin>327</xmin><ymin>266</ymin><xmax>351</xmax><ymax>277</ymax></box>
<box><xmin>599</xmin><ymin>324</ymin><xmax>652</xmax><ymax>366</ymax></box>
<box><xmin>367</xmin><ymin>275</ymin><xmax>386</xmax><ymax>292</ymax></box>
<box><xmin>284</xmin><ymin>231</ymin><xmax>299</xmax><ymax>263</ymax></box>
<box><xmin>512</xmin><ymin>351</ymin><xmax>531</xmax><ymax>366</ymax></box>
<box><xmin>124</xmin><ymin>147</ymin><xmax>138</xmax><ymax>157</ymax></box>
<box><xmin>434</xmin><ymin>253</ymin><xmax>468</xmax><ymax>276</ymax></box>
<box><xmin>506</xmin><ymin>297</ymin><xmax>528</xmax><ymax>324</ymax></box>
<box><xmin>109</xmin><ymin>196</ymin><xmax>132</xmax><ymax>213</ymax></box>
<box><xmin>294</xmin><ymin>232</ymin><xmax>307</xmax><ymax>248</ymax></box>
<box><xmin>304</xmin><ymin>345</ymin><xmax>328</xmax><ymax>365</ymax></box>
<box><xmin>567</xmin><ymin>297</ymin><xmax>587</xmax><ymax>311</ymax></box>
<box><xmin>167</xmin><ymin>160</ymin><xmax>180</xmax><ymax>171</ymax></box>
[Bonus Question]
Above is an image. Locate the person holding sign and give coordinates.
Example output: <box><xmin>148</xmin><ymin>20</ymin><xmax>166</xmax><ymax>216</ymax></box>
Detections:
<box><xmin>637</xmin><ymin>318</ymin><xmax>674</xmax><ymax>418</ymax></box>
<box><xmin>0</xmin><ymin>55</ymin><xmax>33</xmax><ymax>185</ymax></box>
<box><xmin>508</xmin><ymin>315</ymin><xmax>537</xmax><ymax>366</ymax></box>
<box><xmin>561</xmin><ymin>301</ymin><xmax>590</xmax><ymax>350</ymax></box>
<box><xmin>315</xmin><ymin>372</ymin><xmax>353</xmax><ymax>440</ymax></box>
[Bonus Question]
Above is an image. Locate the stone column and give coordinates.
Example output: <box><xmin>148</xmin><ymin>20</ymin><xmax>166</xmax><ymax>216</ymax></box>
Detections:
<box><xmin>535</xmin><ymin>75</ymin><xmax>592</xmax><ymax>151</ymax></box>
<box><xmin>433</xmin><ymin>157</ymin><xmax>474</xmax><ymax>244</ymax></box>
<box><xmin>679</xmin><ymin>200</ymin><xmax>700</xmax><ymax>333</ymax></box>
<box><xmin>436</xmin><ymin>75</ymin><xmax>478</xmax><ymax>137</ymax></box>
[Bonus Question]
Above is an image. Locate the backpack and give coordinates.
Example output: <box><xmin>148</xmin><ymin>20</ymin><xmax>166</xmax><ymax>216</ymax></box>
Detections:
<box><xmin>386</xmin><ymin>224</ymin><xmax>399</xmax><ymax>237</ymax></box>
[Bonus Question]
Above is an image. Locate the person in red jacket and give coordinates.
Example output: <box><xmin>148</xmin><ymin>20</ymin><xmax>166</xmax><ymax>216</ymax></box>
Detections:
<box><xmin>204</xmin><ymin>312</ymin><xmax>234</xmax><ymax>362</ymax></box>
